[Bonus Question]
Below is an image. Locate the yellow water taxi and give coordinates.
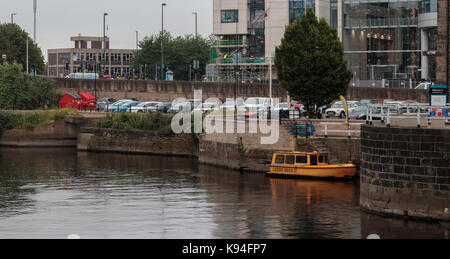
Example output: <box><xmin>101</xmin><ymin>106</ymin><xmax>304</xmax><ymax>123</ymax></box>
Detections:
<box><xmin>267</xmin><ymin>152</ymin><xmax>357</xmax><ymax>180</ymax></box>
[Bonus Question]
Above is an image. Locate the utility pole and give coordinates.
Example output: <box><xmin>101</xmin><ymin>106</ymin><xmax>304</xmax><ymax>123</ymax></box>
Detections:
<box><xmin>161</xmin><ymin>3</ymin><xmax>166</xmax><ymax>80</ymax></box>
<box><xmin>103</xmin><ymin>12</ymin><xmax>108</xmax><ymax>77</ymax></box>
<box><xmin>26</xmin><ymin>38</ymin><xmax>29</xmax><ymax>74</ymax></box>
<box><xmin>33</xmin><ymin>0</ymin><xmax>37</xmax><ymax>42</ymax></box>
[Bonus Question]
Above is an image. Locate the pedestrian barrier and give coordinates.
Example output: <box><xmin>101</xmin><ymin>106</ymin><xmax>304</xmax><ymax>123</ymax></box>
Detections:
<box><xmin>366</xmin><ymin>103</ymin><xmax>450</xmax><ymax>128</ymax></box>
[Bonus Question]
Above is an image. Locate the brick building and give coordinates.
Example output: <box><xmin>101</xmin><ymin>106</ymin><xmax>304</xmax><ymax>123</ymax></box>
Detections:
<box><xmin>47</xmin><ymin>35</ymin><xmax>135</xmax><ymax>78</ymax></box>
<box><xmin>437</xmin><ymin>0</ymin><xmax>450</xmax><ymax>86</ymax></box>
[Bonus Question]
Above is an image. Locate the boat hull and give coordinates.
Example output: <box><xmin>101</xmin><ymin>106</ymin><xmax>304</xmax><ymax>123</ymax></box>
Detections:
<box><xmin>267</xmin><ymin>164</ymin><xmax>357</xmax><ymax>180</ymax></box>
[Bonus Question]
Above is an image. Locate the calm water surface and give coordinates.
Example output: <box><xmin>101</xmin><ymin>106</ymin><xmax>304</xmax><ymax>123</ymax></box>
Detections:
<box><xmin>0</xmin><ymin>148</ymin><xmax>447</xmax><ymax>239</ymax></box>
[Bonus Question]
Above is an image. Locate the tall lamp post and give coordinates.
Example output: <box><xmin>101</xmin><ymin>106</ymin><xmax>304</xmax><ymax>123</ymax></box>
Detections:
<box><xmin>161</xmin><ymin>3</ymin><xmax>167</xmax><ymax>80</ymax></box>
<box><xmin>192</xmin><ymin>12</ymin><xmax>198</xmax><ymax>81</ymax></box>
<box><xmin>103</xmin><ymin>13</ymin><xmax>108</xmax><ymax>77</ymax></box>
<box><xmin>11</xmin><ymin>13</ymin><xmax>17</xmax><ymax>24</ymax></box>
<box><xmin>33</xmin><ymin>0</ymin><xmax>37</xmax><ymax>42</ymax></box>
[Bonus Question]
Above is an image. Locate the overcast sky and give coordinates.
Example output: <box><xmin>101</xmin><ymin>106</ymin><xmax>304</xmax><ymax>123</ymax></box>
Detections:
<box><xmin>1</xmin><ymin>0</ymin><xmax>213</xmax><ymax>61</ymax></box>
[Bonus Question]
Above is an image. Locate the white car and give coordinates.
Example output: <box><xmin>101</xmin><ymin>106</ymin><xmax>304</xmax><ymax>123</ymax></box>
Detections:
<box><xmin>130</xmin><ymin>102</ymin><xmax>161</xmax><ymax>113</ymax></box>
<box><xmin>245</xmin><ymin>97</ymin><xmax>271</xmax><ymax>111</ymax></box>
<box><xmin>415</xmin><ymin>82</ymin><xmax>432</xmax><ymax>90</ymax></box>
<box><xmin>325</xmin><ymin>101</ymin><xmax>360</xmax><ymax>118</ymax></box>
<box><xmin>193</xmin><ymin>103</ymin><xmax>220</xmax><ymax>113</ymax></box>
<box><xmin>220</xmin><ymin>100</ymin><xmax>246</xmax><ymax>110</ymax></box>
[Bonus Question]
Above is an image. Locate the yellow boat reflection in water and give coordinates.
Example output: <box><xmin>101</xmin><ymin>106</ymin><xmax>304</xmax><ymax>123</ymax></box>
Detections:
<box><xmin>267</xmin><ymin>152</ymin><xmax>357</xmax><ymax>180</ymax></box>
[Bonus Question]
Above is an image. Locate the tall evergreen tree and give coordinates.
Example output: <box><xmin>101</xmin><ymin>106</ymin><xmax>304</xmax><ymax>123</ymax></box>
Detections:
<box><xmin>0</xmin><ymin>23</ymin><xmax>45</xmax><ymax>74</ymax></box>
<box><xmin>275</xmin><ymin>8</ymin><xmax>352</xmax><ymax>117</ymax></box>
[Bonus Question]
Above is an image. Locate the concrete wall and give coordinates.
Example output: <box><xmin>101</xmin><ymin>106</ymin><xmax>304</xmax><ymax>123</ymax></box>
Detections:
<box><xmin>0</xmin><ymin>120</ymin><xmax>78</xmax><ymax>147</ymax></box>
<box><xmin>360</xmin><ymin>124</ymin><xmax>450</xmax><ymax>221</ymax></box>
<box><xmin>78</xmin><ymin>127</ymin><xmax>197</xmax><ymax>157</ymax></box>
<box><xmin>54</xmin><ymin>78</ymin><xmax>430</xmax><ymax>103</ymax></box>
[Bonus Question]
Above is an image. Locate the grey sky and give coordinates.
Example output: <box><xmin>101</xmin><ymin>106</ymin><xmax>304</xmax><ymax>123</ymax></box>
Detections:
<box><xmin>1</xmin><ymin>0</ymin><xmax>213</xmax><ymax>61</ymax></box>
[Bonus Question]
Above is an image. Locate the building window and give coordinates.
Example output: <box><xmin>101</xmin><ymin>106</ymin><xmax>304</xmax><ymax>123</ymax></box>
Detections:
<box><xmin>289</xmin><ymin>0</ymin><xmax>315</xmax><ymax>24</ymax></box>
<box><xmin>221</xmin><ymin>10</ymin><xmax>239</xmax><ymax>23</ymax></box>
<box><xmin>87</xmin><ymin>41</ymin><xmax>92</xmax><ymax>49</ymax></box>
<box><xmin>330</xmin><ymin>0</ymin><xmax>338</xmax><ymax>27</ymax></box>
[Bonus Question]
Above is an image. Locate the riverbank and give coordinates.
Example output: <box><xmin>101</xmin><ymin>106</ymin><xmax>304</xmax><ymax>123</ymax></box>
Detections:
<box><xmin>0</xmin><ymin>110</ymin><xmax>80</xmax><ymax>147</ymax></box>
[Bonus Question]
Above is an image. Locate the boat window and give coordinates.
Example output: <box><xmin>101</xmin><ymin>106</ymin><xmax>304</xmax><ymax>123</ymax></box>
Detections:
<box><xmin>275</xmin><ymin>155</ymin><xmax>285</xmax><ymax>164</ymax></box>
<box><xmin>285</xmin><ymin>155</ymin><xmax>295</xmax><ymax>165</ymax></box>
<box><xmin>310</xmin><ymin>155</ymin><xmax>318</xmax><ymax>166</ymax></box>
<box><xmin>296</xmin><ymin>155</ymin><xmax>307</xmax><ymax>164</ymax></box>
<box><xmin>319</xmin><ymin>156</ymin><xmax>324</xmax><ymax>163</ymax></box>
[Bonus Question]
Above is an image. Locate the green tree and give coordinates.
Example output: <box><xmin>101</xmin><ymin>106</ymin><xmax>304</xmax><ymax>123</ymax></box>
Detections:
<box><xmin>0</xmin><ymin>23</ymin><xmax>45</xmax><ymax>74</ymax></box>
<box><xmin>132</xmin><ymin>31</ymin><xmax>213</xmax><ymax>80</ymax></box>
<box><xmin>0</xmin><ymin>63</ymin><xmax>61</xmax><ymax>110</ymax></box>
<box><xmin>275</xmin><ymin>9</ymin><xmax>352</xmax><ymax>117</ymax></box>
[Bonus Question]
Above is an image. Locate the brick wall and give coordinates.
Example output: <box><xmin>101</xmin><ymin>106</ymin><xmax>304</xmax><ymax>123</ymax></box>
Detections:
<box><xmin>54</xmin><ymin>78</ymin><xmax>430</xmax><ymax>103</ymax></box>
<box><xmin>360</xmin><ymin>125</ymin><xmax>450</xmax><ymax>221</ymax></box>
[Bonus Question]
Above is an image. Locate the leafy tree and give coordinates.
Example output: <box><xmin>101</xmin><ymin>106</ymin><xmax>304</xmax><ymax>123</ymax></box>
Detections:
<box><xmin>0</xmin><ymin>23</ymin><xmax>45</xmax><ymax>74</ymax></box>
<box><xmin>132</xmin><ymin>31</ymin><xmax>213</xmax><ymax>80</ymax></box>
<box><xmin>0</xmin><ymin>63</ymin><xmax>61</xmax><ymax>110</ymax></box>
<box><xmin>275</xmin><ymin>9</ymin><xmax>352</xmax><ymax>117</ymax></box>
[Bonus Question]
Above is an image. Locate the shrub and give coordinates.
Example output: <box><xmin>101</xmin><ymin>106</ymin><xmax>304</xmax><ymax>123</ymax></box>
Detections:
<box><xmin>96</xmin><ymin>112</ymin><xmax>174</xmax><ymax>134</ymax></box>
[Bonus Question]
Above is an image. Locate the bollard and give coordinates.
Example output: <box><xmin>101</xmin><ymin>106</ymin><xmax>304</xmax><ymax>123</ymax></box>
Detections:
<box><xmin>417</xmin><ymin>108</ymin><xmax>421</xmax><ymax>128</ymax></box>
<box><xmin>325</xmin><ymin>124</ymin><xmax>328</xmax><ymax>138</ymax></box>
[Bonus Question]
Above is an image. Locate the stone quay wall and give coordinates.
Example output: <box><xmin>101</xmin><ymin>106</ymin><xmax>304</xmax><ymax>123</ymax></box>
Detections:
<box><xmin>54</xmin><ymin>78</ymin><xmax>429</xmax><ymax>103</ymax></box>
<box><xmin>0</xmin><ymin>120</ymin><xmax>78</xmax><ymax>147</ymax></box>
<box><xmin>78</xmin><ymin>127</ymin><xmax>198</xmax><ymax>157</ymax></box>
<box><xmin>360</xmin><ymin>124</ymin><xmax>450</xmax><ymax>221</ymax></box>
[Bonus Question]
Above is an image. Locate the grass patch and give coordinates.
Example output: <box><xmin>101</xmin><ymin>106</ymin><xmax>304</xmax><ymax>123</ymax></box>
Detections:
<box><xmin>96</xmin><ymin>112</ymin><xmax>174</xmax><ymax>135</ymax></box>
<box><xmin>0</xmin><ymin>108</ymin><xmax>78</xmax><ymax>135</ymax></box>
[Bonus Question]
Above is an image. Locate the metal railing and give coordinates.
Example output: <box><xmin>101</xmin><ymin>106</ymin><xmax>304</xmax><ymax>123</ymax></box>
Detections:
<box><xmin>320</xmin><ymin>122</ymin><xmax>364</xmax><ymax>139</ymax></box>
<box><xmin>366</xmin><ymin>103</ymin><xmax>450</xmax><ymax>128</ymax></box>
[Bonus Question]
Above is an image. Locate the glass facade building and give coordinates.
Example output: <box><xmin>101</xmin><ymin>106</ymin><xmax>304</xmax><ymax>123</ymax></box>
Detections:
<box><xmin>343</xmin><ymin>0</ymin><xmax>422</xmax><ymax>81</ymax></box>
<box><xmin>289</xmin><ymin>0</ymin><xmax>316</xmax><ymax>23</ymax></box>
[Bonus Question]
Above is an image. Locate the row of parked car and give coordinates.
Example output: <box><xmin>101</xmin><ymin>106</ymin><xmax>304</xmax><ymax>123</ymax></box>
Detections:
<box><xmin>324</xmin><ymin>99</ymin><xmax>427</xmax><ymax>120</ymax></box>
<box><xmin>97</xmin><ymin>96</ymin><xmax>423</xmax><ymax>120</ymax></box>
<box><xmin>96</xmin><ymin>97</ymin><xmax>306</xmax><ymax>115</ymax></box>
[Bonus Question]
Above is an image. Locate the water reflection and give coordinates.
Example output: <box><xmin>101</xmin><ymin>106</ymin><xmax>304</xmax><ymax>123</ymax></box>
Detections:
<box><xmin>0</xmin><ymin>148</ymin><xmax>446</xmax><ymax>239</ymax></box>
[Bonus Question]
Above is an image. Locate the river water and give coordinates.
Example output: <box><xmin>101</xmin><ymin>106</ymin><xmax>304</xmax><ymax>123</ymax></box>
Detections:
<box><xmin>0</xmin><ymin>148</ymin><xmax>447</xmax><ymax>239</ymax></box>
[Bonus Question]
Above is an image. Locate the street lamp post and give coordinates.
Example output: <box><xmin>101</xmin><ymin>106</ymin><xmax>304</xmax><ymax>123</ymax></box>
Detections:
<box><xmin>161</xmin><ymin>3</ymin><xmax>166</xmax><ymax>80</ymax></box>
<box><xmin>103</xmin><ymin>13</ymin><xmax>108</xmax><ymax>77</ymax></box>
<box><xmin>136</xmin><ymin>30</ymin><xmax>139</xmax><ymax>79</ymax></box>
<box><xmin>192</xmin><ymin>12</ymin><xmax>198</xmax><ymax>81</ymax></box>
<box><xmin>33</xmin><ymin>0</ymin><xmax>37</xmax><ymax>42</ymax></box>
<box><xmin>11</xmin><ymin>13</ymin><xmax>17</xmax><ymax>24</ymax></box>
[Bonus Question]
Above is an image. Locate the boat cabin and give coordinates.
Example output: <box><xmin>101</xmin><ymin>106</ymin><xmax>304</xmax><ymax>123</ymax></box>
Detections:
<box><xmin>272</xmin><ymin>152</ymin><xmax>329</xmax><ymax>166</ymax></box>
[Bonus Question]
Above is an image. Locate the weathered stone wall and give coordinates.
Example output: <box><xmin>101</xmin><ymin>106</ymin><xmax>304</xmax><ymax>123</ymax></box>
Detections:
<box><xmin>0</xmin><ymin>120</ymin><xmax>78</xmax><ymax>147</ymax></box>
<box><xmin>54</xmin><ymin>78</ymin><xmax>430</xmax><ymax>103</ymax></box>
<box><xmin>78</xmin><ymin>127</ymin><xmax>198</xmax><ymax>157</ymax></box>
<box><xmin>360</xmin><ymin>125</ymin><xmax>450</xmax><ymax>221</ymax></box>
<box><xmin>198</xmin><ymin>119</ymin><xmax>296</xmax><ymax>172</ymax></box>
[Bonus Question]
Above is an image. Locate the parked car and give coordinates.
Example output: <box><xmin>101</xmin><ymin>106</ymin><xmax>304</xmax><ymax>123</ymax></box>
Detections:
<box><xmin>349</xmin><ymin>105</ymin><xmax>368</xmax><ymax>120</ymax></box>
<box><xmin>359</xmin><ymin>99</ymin><xmax>373</xmax><ymax>106</ymax></box>
<box><xmin>193</xmin><ymin>103</ymin><xmax>220</xmax><ymax>113</ymax></box>
<box><xmin>415</xmin><ymin>82</ymin><xmax>432</xmax><ymax>90</ymax></box>
<box><xmin>325</xmin><ymin>101</ymin><xmax>360</xmax><ymax>118</ymax></box>
<box><xmin>96</xmin><ymin>98</ymin><xmax>116</xmax><ymax>111</ymax></box>
<box><xmin>130</xmin><ymin>102</ymin><xmax>161</xmax><ymax>113</ymax></box>
<box><xmin>156</xmin><ymin>102</ymin><xmax>172</xmax><ymax>113</ymax></box>
<box><xmin>168</xmin><ymin>102</ymin><xmax>193</xmax><ymax>113</ymax></box>
<box><xmin>220</xmin><ymin>99</ymin><xmax>246</xmax><ymax>110</ymax></box>
<box><xmin>104</xmin><ymin>99</ymin><xmax>133</xmax><ymax>112</ymax></box>
<box><xmin>111</xmin><ymin>100</ymin><xmax>142</xmax><ymax>112</ymax></box>
<box><xmin>245</xmin><ymin>97</ymin><xmax>271</xmax><ymax>111</ymax></box>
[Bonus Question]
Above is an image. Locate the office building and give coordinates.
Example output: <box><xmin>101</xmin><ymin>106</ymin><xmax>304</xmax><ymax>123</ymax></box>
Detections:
<box><xmin>48</xmin><ymin>35</ymin><xmax>135</xmax><ymax>78</ymax></box>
